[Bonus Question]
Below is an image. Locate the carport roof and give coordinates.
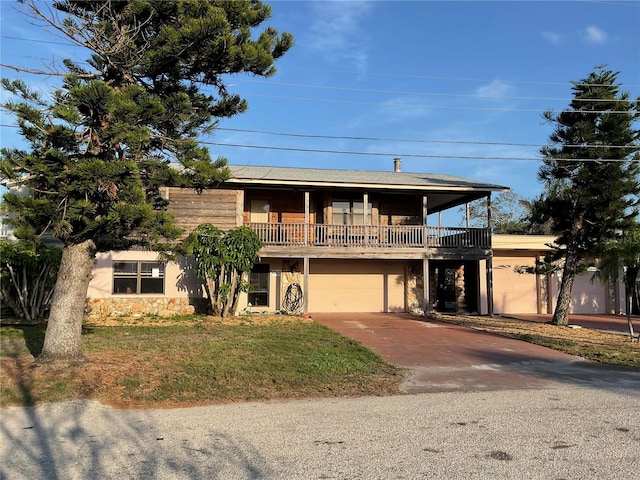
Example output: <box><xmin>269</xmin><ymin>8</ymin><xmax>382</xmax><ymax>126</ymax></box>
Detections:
<box><xmin>226</xmin><ymin>164</ymin><xmax>509</xmax><ymax>193</ymax></box>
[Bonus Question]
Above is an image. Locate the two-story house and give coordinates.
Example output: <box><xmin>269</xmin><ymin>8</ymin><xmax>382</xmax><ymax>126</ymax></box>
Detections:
<box><xmin>86</xmin><ymin>161</ymin><xmax>509</xmax><ymax>318</ymax></box>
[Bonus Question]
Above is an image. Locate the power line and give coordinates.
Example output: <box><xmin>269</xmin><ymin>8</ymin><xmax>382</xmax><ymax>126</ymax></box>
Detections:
<box><xmin>1</xmin><ymin>122</ymin><xmax>637</xmax><ymax>153</ymax></box>
<box><xmin>2</xmin><ymin>123</ymin><xmax>635</xmax><ymax>150</ymax></box>
<box><xmin>3</xmin><ymin>52</ymin><xmax>634</xmax><ymax>107</ymax></box>
<box><xmin>200</xmin><ymin>140</ymin><xmax>637</xmax><ymax>163</ymax></box>
<box><xmin>242</xmin><ymin>93</ymin><xmax>637</xmax><ymax>114</ymax></box>
<box><xmin>2</xmin><ymin>35</ymin><xmax>76</xmax><ymax>47</ymax></box>
<box><xmin>216</xmin><ymin>127</ymin><xmax>635</xmax><ymax>150</ymax></box>
<box><xmin>235</xmin><ymin>79</ymin><xmax>634</xmax><ymax>104</ymax></box>
<box><xmin>2</xmin><ymin>35</ymin><xmax>639</xmax><ymax>89</ymax></box>
<box><xmin>282</xmin><ymin>66</ymin><xmax>640</xmax><ymax>89</ymax></box>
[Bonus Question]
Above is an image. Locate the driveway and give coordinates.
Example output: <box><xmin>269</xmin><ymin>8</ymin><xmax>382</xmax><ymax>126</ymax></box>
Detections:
<box><xmin>312</xmin><ymin>313</ymin><xmax>640</xmax><ymax>393</ymax></box>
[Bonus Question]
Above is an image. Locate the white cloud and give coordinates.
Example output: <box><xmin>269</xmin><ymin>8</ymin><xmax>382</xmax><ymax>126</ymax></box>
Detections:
<box><xmin>583</xmin><ymin>25</ymin><xmax>608</xmax><ymax>44</ymax></box>
<box><xmin>541</xmin><ymin>31</ymin><xmax>561</xmax><ymax>44</ymax></box>
<box><xmin>305</xmin><ymin>1</ymin><xmax>373</xmax><ymax>72</ymax></box>
<box><xmin>475</xmin><ymin>80</ymin><xmax>514</xmax><ymax>99</ymax></box>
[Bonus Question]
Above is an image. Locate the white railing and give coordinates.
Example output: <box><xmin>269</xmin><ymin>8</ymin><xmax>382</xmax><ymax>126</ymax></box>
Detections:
<box><xmin>245</xmin><ymin>223</ymin><xmax>490</xmax><ymax>249</ymax></box>
<box><xmin>0</xmin><ymin>222</ymin><xmax>11</xmax><ymax>239</ymax></box>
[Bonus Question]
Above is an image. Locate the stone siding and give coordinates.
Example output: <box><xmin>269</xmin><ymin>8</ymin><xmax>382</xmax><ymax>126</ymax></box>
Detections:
<box><xmin>85</xmin><ymin>297</ymin><xmax>202</xmax><ymax>318</ymax></box>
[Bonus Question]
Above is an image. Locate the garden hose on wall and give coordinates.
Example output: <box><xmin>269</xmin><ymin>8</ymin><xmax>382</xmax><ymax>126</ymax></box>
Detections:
<box><xmin>282</xmin><ymin>282</ymin><xmax>303</xmax><ymax>314</ymax></box>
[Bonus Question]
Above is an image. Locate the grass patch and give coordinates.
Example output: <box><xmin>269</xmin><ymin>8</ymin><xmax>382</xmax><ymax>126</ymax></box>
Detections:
<box><xmin>1</xmin><ymin>318</ymin><xmax>401</xmax><ymax>408</ymax></box>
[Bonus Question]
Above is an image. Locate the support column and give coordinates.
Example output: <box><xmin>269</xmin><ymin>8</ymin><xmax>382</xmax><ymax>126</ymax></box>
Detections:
<box><xmin>546</xmin><ymin>273</ymin><xmax>553</xmax><ymax>313</ymax></box>
<box><xmin>486</xmin><ymin>255</ymin><xmax>494</xmax><ymax>317</ymax></box>
<box><xmin>304</xmin><ymin>191</ymin><xmax>310</xmax><ymax>246</ymax></box>
<box><xmin>486</xmin><ymin>193</ymin><xmax>492</xmax><ymax>232</ymax></box>
<box><xmin>486</xmin><ymin>192</ymin><xmax>494</xmax><ymax>317</ymax></box>
<box><xmin>303</xmin><ymin>256</ymin><xmax>309</xmax><ymax>314</ymax></box>
<box><xmin>536</xmin><ymin>254</ymin><xmax>543</xmax><ymax>314</ymax></box>
<box><xmin>363</xmin><ymin>192</ymin><xmax>369</xmax><ymax>243</ymax></box>
<box><xmin>422</xmin><ymin>195</ymin><xmax>428</xmax><ymax>247</ymax></box>
<box><xmin>423</xmin><ymin>258</ymin><xmax>431</xmax><ymax>315</ymax></box>
<box><xmin>466</xmin><ymin>203</ymin><xmax>471</xmax><ymax>229</ymax></box>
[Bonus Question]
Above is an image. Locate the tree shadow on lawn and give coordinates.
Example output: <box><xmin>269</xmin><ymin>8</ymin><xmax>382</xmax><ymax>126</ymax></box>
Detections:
<box><xmin>4</xmin><ymin>324</ymin><xmax>46</xmax><ymax>358</ymax></box>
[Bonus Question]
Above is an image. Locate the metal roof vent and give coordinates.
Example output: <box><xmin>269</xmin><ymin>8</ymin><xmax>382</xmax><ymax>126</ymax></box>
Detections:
<box><xmin>393</xmin><ymin>157</ymin><xmax>401</xmax><ymax>172</ymax></box>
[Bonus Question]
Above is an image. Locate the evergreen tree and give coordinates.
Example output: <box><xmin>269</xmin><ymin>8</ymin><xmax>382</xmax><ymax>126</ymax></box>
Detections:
<box><xmin>592</xmin><ymin>224</ymin><xmax>640</xmax><ymax>339</ymax></box>
<box><xmin>530</xmin><ymin>67</ymin><xmax>640</xmax><ymax>326</ymax></box>
<box><xmin>0</xmin><ymin>0</ymin><xmax>292</xmax><ymax>364</ymax></box>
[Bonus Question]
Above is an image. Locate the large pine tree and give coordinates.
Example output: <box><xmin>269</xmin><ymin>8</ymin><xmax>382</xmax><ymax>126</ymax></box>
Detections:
<box><xmin>0</xmin><ymin>0</ymin><xmax>292</xmax><ymax>364</ymax></box>
<box><xmin>531</xmin><ymin>67</ymin><xmax>640</xmax><ymax>325</ymax></box>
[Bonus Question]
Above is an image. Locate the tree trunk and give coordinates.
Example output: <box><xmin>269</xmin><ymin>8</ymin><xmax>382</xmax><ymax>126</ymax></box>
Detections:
<box><xmin>551</xmin><ymin>253</ymin><xmax>579</xmax><ymax>326</ymax></box>
<box><xmin>230</xmin><ymin>272</ymin><xmax>245</xmax><ymax>316</ymax></box>
<box><xmin>625</xmin><ymin>292</ymin><xmax>636</xmax><ymax>340</ymax></box>
<box><xmin>37</xmin><ymin>240</ymin><xmax>97</xmax><ymax>365</ymax></box>
<box><xmin>222</xmin><ymin>269</ymin><xmax>238</xmax><ymax>318</ymax></box>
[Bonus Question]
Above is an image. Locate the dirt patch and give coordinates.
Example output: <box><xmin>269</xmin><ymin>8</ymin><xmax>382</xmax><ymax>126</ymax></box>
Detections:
<box><xmin>433</xmin><ymin>313</ymin><xmax>636</xmax><ymax>345</ymax></box>
<box><xmin>432</xmin><ymin>313</ymin><xmax>640</xmax><ymax>368</ymax></box>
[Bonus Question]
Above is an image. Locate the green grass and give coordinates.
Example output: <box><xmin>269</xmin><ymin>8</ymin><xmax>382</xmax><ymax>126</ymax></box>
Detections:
<box><xmin>1</xmin><ymin>320</ymin><xmax>402</xmax><ymax>407</ymax></box>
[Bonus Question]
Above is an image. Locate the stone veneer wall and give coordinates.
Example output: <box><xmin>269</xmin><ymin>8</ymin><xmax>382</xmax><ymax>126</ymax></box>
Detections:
<box><xmin>85</xmin><ymin>297</ymin><xmax>200</xmax><ymax>318</ymax></box>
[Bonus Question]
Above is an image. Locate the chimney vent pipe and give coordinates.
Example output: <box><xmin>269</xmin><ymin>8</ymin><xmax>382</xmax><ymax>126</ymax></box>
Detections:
<box><xmin>393</xmin><ymin>157</ymin><xmax>401</xmax><ymax>172</ymax></box>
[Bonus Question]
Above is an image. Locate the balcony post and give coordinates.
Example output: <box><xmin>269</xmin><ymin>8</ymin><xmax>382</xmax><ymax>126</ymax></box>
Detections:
<box><xmin>363</xmin><ymin>192</ymin><xmax>369</xmax><ymax>243</ymax></box>
<box><xmin>422</xmin><ymin>195</ymin><xmax>428</xmax><ymax>247</ymax></box>
<box><xmin>486</xmin><ymin>192</ymin><xmax>492</xmax><ymax>232</ymax></box>
<box><xmin>486</xmin><ymin>254</ymin><xmax>494</xmax><ymax>317</ymax></box>
<box><xmin>466</xmin><ymin>202</ymin><xmax>470</xmax><ymax>229</ymax></box>
<box><xmin>303</xmin><ymin>256</ymin><xmax>309</xmax><ymax>314</ymax></box>
<box><xmin>423</xmin><ymin>258</ymin><xmax>432</xmax><ymax>314</ymax></box>
<box><xmin>304</xmin><ymin>191</ymin><xmax>310</xmax><ymax>246</ymax></box>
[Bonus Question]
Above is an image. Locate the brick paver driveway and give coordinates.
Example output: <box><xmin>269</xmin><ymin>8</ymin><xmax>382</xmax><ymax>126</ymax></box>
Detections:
<box><xmin>312</xmin><ymin>313</ymin><xmax>640</xmax><ymax>394</ymax></box>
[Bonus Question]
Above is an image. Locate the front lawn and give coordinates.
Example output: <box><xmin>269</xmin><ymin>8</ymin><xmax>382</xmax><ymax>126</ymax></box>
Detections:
<box><xmin>0</xmin><ymin>316</ymin><xmax>402</xmax><ymax>408</ymax></box>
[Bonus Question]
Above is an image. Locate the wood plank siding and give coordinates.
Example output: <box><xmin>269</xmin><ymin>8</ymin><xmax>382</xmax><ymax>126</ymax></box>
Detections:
<box><xmin>166</xmin><ymin>187</ymin><xmax>242</xmax><ymax>233</ymax></box>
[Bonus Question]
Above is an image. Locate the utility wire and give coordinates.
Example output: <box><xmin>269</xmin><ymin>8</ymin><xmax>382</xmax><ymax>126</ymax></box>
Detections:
<box><xmin>216</xmin><ymin>127</ymin><xmax>635</xmax><ymax>149</ymax></box>
<box><xmin>235</xmin><ymin>79</ymin><xmax>635</xmax><ymax>104</ymax></box>
<box><xmin>242</xmin><ymin>93</ymin><xmax>637</xmax><ymax>114</ymax></box>
<box><xmin>200</xmin><ymin>140</ymin><xmax>637</xmax><ymax>163</ymax></box>
<box><xmin>2</xmin><ymin>34</ymin><xmax>639</xmax><ymax>89</ymax></box>
<box><xmin>282</xmin><ymin>66</ymin><xmax>640</xmax><ymax>89</ymax></box>
<box><xmin>2</xmin><ymin>48</ymin><xmax>636</xmax><ymax>104</ymax></box>
<box><xmin>1</xmin><ymin>123</ymin><xmax>635</xmax><ymax>150</ymax></box>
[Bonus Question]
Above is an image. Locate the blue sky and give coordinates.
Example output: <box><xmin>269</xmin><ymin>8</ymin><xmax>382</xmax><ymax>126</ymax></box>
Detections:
<box><xmin>1</xmin><ymin>0</ymin><xmax>639</xmax><ymax>204</ymax></box>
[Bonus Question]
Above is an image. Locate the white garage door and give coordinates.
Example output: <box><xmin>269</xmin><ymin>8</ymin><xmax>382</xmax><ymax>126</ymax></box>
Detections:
<box><xmin>308</xmin><ymin>260</ymin><xmax>405</xmax><ymax>313</ymax></box>
<box><xmin>551</xmin><ymin>273</ymin><xmax>607</xmax><ymax>314</ymax></box>
<box><xmin>492</xmin><ymin>256</ymin><xmax>538</xmax><ymax>314</ymax></box>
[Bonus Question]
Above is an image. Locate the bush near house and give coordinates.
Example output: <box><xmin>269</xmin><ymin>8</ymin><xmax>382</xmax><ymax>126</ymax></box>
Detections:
<box><xmin>0</xmin><ymin>240</ymin><xmax>61</xmax><ymax>322</ymax></box>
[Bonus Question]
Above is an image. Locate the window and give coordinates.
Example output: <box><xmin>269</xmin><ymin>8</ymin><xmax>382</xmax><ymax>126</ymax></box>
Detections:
<box><xmin>113</xmin><ymin>261</ymin><xmax>165</xmax><ymax>295</ymax></box>
<box><xmin>248</xmin><ymin>264</ymin><xmax>269</xmax><ymax>307</ymax></box>
<box><xmin>332</xmin><ymin>200</ymin><xmax>372</xmax><ymax>225</ymax></box>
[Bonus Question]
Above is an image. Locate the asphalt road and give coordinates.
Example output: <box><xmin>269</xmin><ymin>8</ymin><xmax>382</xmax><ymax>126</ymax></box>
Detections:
<box><xmin>2</xmin><ymin>384</ymin><xmax>639</xmax><ymax>479</ymax></box>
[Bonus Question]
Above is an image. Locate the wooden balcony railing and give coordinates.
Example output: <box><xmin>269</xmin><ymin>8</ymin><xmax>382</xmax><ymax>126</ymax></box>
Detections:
<box><xmin>245</xmin><ymin>223</ymin><xmax>491</xmax><ymax>249</ymax></box>
<box><xmin>0</xmin><ymin>222</ymin><xmax>11</xmax><ymax>239</ymax></box>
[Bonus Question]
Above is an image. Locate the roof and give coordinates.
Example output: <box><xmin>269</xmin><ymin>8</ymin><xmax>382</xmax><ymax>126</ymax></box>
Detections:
<box><xmin>226</xmin><ymin>164</ymin><xmax>509</xmax><ymax>193</ymax></box>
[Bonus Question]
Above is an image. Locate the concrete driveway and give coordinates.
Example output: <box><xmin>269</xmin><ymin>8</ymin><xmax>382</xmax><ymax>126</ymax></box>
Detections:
<box><xmin>312</xmin><ymin>313</ymin><xmax>640</xmax><ymax>394</ymax></box>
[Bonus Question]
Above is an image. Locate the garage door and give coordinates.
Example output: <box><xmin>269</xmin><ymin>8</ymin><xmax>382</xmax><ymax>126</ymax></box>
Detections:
<box><xmin>492</xmin><ymin>256</ymin><xmax>538</xmax><ymax>314</ymax></box>
<box><xmin>551</xmin><ymin>273</ymin><xmax>607</xmax><ymax>314</ymax></box>
<box><xmin>308</xmin><ymin>260</ymin><xmax>405</xmax><ymax>312</ymax></box>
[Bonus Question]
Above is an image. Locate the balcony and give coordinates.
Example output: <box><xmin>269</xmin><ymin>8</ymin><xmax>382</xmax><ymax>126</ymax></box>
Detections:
<box><xmin>0</xmin><ymin>221</ymin><xmax>11</xmax><ymax>239</ymax></box>
<box><xmin>245</xmin><ymin>223</ymin><xmax>491</xmax><ymax>249</ymax></box>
